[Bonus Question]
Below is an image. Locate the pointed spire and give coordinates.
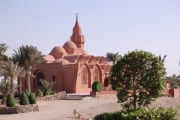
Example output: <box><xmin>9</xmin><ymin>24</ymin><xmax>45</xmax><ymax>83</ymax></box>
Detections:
<box><xmin>73</xmin><ymin>14</ymin><xmax>82</xmax><ymax>36</ymax></box>
<box><xmin>76</xmin><ymin>13</ymin><xmax>78</xmax><ymax>20</ymax></box>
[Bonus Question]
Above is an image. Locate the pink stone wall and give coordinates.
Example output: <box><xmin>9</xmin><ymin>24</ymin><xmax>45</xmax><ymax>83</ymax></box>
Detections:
<box><xmin>169</xmin><ymin>89</ymin><xmax>180</xmax><ymax>98</ymax></box>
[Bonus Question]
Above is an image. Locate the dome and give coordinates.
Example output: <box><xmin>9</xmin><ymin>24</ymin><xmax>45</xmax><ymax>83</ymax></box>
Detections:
<box><xmin>52</xmin><ymin>59</ymin><xmax>69</xmax><ymax>64</ymax></box>
<box><xmin>50</xmin><ymin>46</ymin><xmax>66</xmax><ymax>54</ymax></box>
<box><xmin>78</xmin><ymin>48</ymin><xmax>88</xmax><ymax>55</ymax></box>
<box><xmin>63</xmin><ymin>41</ymin><xmax>77</xmax><ymax>50</ymax></box>
<box><xmin>49</xmin><ymin>46</ymin><xmax>67</xmax><ymax>59</ymax></box>
<box><xmin>73</xmin><ymin>20</ymin><xmax>82</xmax><ymax>36</ymax></box>
<box><xmin>43</xmin><ymin>55</ymin><xmax>55</xmax><ymax>63</ymax></box>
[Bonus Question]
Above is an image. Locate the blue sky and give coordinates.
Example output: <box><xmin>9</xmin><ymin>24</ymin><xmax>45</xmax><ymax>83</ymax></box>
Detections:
<box><xmin>0</xmin><ymin>0</ymin><xmax>180</xmax><ymax>76</ymax></box>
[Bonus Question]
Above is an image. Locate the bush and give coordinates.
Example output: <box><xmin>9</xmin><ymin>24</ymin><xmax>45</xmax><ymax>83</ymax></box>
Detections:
<box><xmin>39</xmin><ymin>79</ymin><xmax>56</xmax><ymax>96</ymax></box>
<box><xmin>50</xmin><ymin>90</ymin><xmax>56</xmax><ymax>95</ymax></box>
<box><xmin>94</xmin><ymin>108</ymin><xmax>177</xmax><ymax>120</ymax></box>
<box><xmin>15</xmin><ymin>97</ymin><xmax>20</xmax><ymax>103</ymax></box>
<box><xmin>36</xmin><ymin>89</ymin><xmax>43</xmax><ymax>98</ymax></box>
<box><xmin>29</xmin><ymin>93</ymin><xmax>36</xmax><ymax>104</ymax></box>
<box><xmin>92</xmin><ymin>81</ymin><xmax>102</xmax><ymax>92</ymax></box>
<box><xmin>6</xmin><ymin>93</ymin><xmax>16</xmax><ymax>107</ymax></box>
<box><xmin>20</xmin><ymin>91</ymin><xmax>29</xmax><ymax>105</ymax></box>
<box><xmin>24</xmin><ymin>89</ymin><xmax>31</xmax><ymax>98</ymax></box>
<box><xmin>43</xmin><ymin>89</ymin><xmax>50</xmax><ymax>96</ymax></box>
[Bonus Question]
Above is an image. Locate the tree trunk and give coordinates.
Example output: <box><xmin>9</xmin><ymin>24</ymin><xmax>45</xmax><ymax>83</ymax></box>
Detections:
<box><xmin>133</xmin><ymin>86</ymin><xmax>136</xmax><ymax>110</ymax></box>
<box><xmin>133</xmin><ymin>77</ymin><xmax>137</xmax><ymax>120</ymax></box>
<box><xmin>17</xmin><ymin>77</ymin><xmax>22</xmax><ymax>95</ymax></box>
<box><xmin>133</xmin><ymin>77</ymin><xmax>136</xmax><ymax>110</ymax></box>
<box><xmin>26</xmin><ymin>72</ymin><xmax>31</xmax><ymax>92</ymax></box>
<box><xmin>10</xmin><ymin>77</ymin><xmax>14</xmax><ymax>95</ymax></box>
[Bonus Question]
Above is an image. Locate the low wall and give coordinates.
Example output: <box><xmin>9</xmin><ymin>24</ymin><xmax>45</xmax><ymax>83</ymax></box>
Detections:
<box><xmin>37</xmin><ymin>91</ymin><xmax>67</xmax><ymax>101</ymax></box>
<box><xmin>0</xmin><ymin>104</ymin><xmax>39</xmax><ymax>114</ymax></box>
<box><xmin>169</xmin><ymin>89</ymin><xmax>180</xmax><ymax>98</ymax></box>
<box><xmin>90</xmin><ymin>91</ymin><xmax>117</xmax><ymax>97</ymax></box>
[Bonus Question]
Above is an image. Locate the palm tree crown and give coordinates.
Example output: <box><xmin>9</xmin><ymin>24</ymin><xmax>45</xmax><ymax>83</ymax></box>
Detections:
<box><xmin>2</xmin><ymin>60</ymin><xmax>22</xmax><ymax>95</ymax></box>
<box><xmin>12</xmin><ymin>45</ymin><xmax>45</xmax><ymax>91</ymax></box>
<box><xmin>0</xmin><ymin>43</ymin><xmax>8</xmax><ymax>62</ymax></box>
<box><xmin>105</xmin><ymin>52</ymin><xmax>121</xmax><ymax>65</ymax></box>
<box><xmin>158</xmin><ymin>54</ymin><xmax>167</xmax><ymax>63</ymax></box>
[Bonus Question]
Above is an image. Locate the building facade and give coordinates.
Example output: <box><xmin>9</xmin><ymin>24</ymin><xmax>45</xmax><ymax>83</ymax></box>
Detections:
<box><xmin>22</xmin><ymin>16</ymin><xmax>112</xmax><ymax>93</ymax></box>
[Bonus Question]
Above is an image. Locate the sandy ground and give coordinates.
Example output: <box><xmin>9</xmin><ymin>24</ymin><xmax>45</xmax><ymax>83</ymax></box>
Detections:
<box><xmin>1</xmin><ymin>94</ymin><xmax>180</xmax><ymax>120</ymax></box>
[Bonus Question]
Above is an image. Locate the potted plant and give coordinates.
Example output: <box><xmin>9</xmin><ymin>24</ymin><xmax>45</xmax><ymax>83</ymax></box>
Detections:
<box><xmin>90</xmin><ymin>81</ymin><xmax>102</xmax><ymax>96</ymax></box>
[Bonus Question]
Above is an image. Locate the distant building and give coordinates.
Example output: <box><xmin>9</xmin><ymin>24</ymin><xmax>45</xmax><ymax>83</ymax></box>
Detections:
<box><xmin>22</xmin><ymin>15</ymin><xmax>112</xmax><ymax>93</ymax></box>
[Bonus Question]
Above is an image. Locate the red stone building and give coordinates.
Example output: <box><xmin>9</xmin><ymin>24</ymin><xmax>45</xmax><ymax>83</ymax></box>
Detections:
<box><xmin>22</xmin><ymin>16</ymin><xmax>112</xmax><ymax>93</ymax></box>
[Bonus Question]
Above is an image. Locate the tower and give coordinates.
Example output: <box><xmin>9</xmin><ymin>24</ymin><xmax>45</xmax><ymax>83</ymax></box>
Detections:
<box><xmin>71</xmin><ymin>14</ymin><xmax>85</xmax><ymax>48</ymax></box>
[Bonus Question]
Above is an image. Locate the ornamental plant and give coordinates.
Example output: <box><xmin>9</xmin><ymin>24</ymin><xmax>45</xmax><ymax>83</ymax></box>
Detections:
<box><xmin>24</xmin><ymin>89</ymin><xmax>31</xmax><ymax>98</ymax></box>
<box><xmin>20</xmin><ymin>91</ymin><xmax>29</xmax><ymax>105</ymax></box>
<box><xmin>6</xmin><ymin>93</ymin><xmax>16</xmax><ymax>107</ymax></box>
<box><xmin>110</xmin><ymin>50</ymin><xmax>167</xmax><ymax>110</ymax></box>
<box><xmin>92</xmin><ymin>81</ymin><xmax>102</xmax><ymax>92</ymax></box>
<box><xmin>29</xmin><ymin>93</ymin><xmax>36</xmax><ymax>104</ymax></box>
<box><xmin>94</xmin><ymin>108</ymin><xmax>177</xmax><ymax>120</ymax></box>
<box><xmin>39</xmin><ymin>79</ymin><xmax>56</xmax><ymax>96</ymax></box>
<box><xmin>36</xmin><ymin>89</ymin><xmax>43</xmax><ymax>98</ymax></box>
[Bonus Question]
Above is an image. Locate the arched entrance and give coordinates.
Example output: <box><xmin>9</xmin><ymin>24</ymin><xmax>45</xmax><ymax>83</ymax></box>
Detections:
<box><xmin>104</xmin><ymin>77</ymin><xmax>109</xmax><ymax>87</ymax></box>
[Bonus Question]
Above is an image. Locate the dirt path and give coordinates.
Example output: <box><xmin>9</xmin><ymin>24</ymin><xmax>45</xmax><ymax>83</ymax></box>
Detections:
<box><xmin>0</xmin><ymin>95</ymin><xmax>180</xmax><ymax>120</ymax></box>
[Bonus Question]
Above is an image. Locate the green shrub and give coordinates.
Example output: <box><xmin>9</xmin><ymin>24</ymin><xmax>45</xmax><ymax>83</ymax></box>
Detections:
<box><xmin>20</xmin><ymin>91</ymin><xmax>29</xmax><ymax>105</ymax></box>
<box><xmin>29</xmin><ymin>93</ymin><xmax>36</xmax><ymax>104</ymax></box>
<box><xmin>15</xmin><ymin>97</ymin><xmax>20</xmax><ymax>103</ymax></box>
<box><xmin>94</xmin><ymin>108</ymin><xmax>178</xmax><ymax>120</ymax></box>
<box><xmin>36</xmin><ymin>89</ymin><xmax>43</xmax><ymax>98</ymax></box>
<box><xmin>6</xmin><ymin>93</ymin><xmax>16</xmax><ymax>107</ymax></box>
<box><xmin>50</xmin><ymin>90</ymin><xmax>56</xmax><ymax>95</ymax></box>
<box><xmin>39</xmin><ymin>79</ymin><xmax>56</xmax><ymax>96</ymax></box>
<box><xmin>24</xmin><ymin>89</ymin><xmax>31</xmax><ymax>98</ymax></box>
<box><xmin>43</xmin><ymin>89</ymin><xmax>50</xmax><ymax>96</ymax></box>
<box><xmin>92</xmin><ymin>81</ymin><xmax>102</xmax><ymax>92</ymax></box>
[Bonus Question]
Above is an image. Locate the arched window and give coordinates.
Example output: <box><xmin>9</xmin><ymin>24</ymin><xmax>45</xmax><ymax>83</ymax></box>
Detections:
<box><xmin>52</xmin><ymin>75</ymin><xmax>55</xmax><ymax>82</ymax></box>
<box><xmin>93</xmin><ymin>67</ymin><xmax>99</xmax><ymax>82</ymax></box>
<box><xmin>37</xmin><ymin>72</ymin><xmax>44</xmax><ymax>86</ymax></box>
<box><xmin>81</xmin><ymin>67</ymin><xmax>87</xmax><ymax>84</ymax></box>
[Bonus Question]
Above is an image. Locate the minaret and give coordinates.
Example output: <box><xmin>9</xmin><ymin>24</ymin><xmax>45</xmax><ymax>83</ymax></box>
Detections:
<box><xmin>71</xmin><ymin>14</ymin><xmax>85</xmax><ymax>48</ymax></box>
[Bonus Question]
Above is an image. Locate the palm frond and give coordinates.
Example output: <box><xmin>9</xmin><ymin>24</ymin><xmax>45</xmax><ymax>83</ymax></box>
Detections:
<box><xmin>39</xmin><ymin>79</ymin><xmax>56</xmax><ymax>90</ymax></box>
<box><xmin>106</xmin><ymin>52</ymin><xmax>121</xmax><ymax>65</ymax></box>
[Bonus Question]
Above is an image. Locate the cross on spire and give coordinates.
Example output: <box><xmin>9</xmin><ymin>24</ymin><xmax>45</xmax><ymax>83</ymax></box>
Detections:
<box><xmin>76</xmin><ymin>13</ymin><xmax>78</xmax><ymax>20</ymax></box>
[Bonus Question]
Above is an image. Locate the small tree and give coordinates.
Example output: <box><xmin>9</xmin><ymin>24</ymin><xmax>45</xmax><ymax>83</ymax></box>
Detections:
<box><xmin>92</xmin><ymin>81</ymin><xmax>102</xmax><ymax>92</ymax></box>
<box><xmin>6</xmin><ymin>93</ymin><xmax>16</xmax><ymax>107</ymax></box>
<box><xmin>39</xmin><ymin>79</ymin><xmax>56</xmax><ymax>96</ymax></box>
<box><xmin>29</xmin><ymin>93</ymin><xmax>36</xmax><ymax>104</ymax></box>
<box><xmin>24</xmin><ymin>89</ymin><xmax>31</xmax><ymax>98</ymax></box>
<box><xmin>20</xmin><ymin>91</ymin><xmax>29</xmax><ymax>105</ymax></box>
<box><xmin>110</xmin><ymin>50</ymin><xmax>166</xmax><ymax>110</ymax></box>
<box><xmin>36</xmin><ymin>89</ymin><xmax>43</xmax><ymax>98</ymax></box>
<box><xmin>0</xmin><ymin>80</ymin><xmax>11</xmax><ymax>104</ymax></box>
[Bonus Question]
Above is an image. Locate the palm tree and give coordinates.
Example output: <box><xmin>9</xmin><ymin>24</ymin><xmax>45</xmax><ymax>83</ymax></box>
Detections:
<box><xmin>105</xmin><ymin>52</ymin><xmax>121</xmax><ymax>65</ymax></box>
<box><xmin>17</xmin><ymin>69</ymin><xmax>34</xmax><ymax>95</ymax></box>
<box><xmin>0</xmin><ymin>43</ymin><xmax>9</xmax><ymax>81</ymax></box>
<box><xmin>17</xmin><ymin>69</ymin><xmax>26</xmax><ymax>95</ymax></box>
<box><xmin>12</xmin><ymin>45</ymin><xmax>45</xmax><ymax>92</ymax></box>
<box><xmin>2</xmin><ymin>60</ymin><xmax>22</xmax><ymax>95</ymax></box>
<box><xmin>158</xmin><ymin>54</ymin><xmax>167</xmax><ymax>63</ymax></box>
<box><xmin>166</xmin><ymin>74</ymin><xmax>180</xmax><ymax>88</ymax></box>
<box><xmin>0</xmin><ymin>43</ymin><xmax>8</xmax><ymax>60</ymax></box>
<box><xmin>0</xmin><ymin>80</ymin><xmax>11</xmax><ymax>104</ymax></box>
<box><xmin>39</xmin><ymin>79</ymin><xmax>56</xmax><ymax>95</ymax></box>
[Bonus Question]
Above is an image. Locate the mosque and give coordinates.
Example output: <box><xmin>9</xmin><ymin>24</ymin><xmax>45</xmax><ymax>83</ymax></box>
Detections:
<box><xmin>25</xmin><ymin>15</ymin><xmax>112</xmax><ymax>93</ymax></box>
